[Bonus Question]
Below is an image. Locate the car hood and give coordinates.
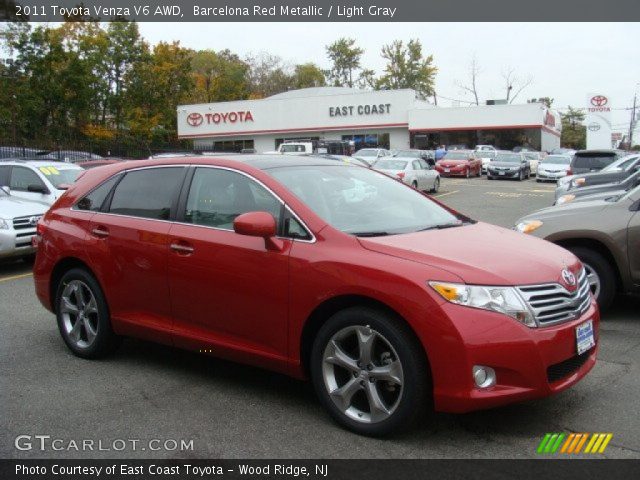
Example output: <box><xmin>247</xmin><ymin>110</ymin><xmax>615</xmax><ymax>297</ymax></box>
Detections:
<box><xmin>357</xmin><ymin>222</ymin><xmax>579</xmax><ymax>286</ymax></box>
<box><xmin>488</xmin><ymin>161</ymin><xmax>521</xmax><ymax>168</ymax></box>
<box><xmin>570</xmin><ymin>189</ymin><xmax>626</xmax><ymax>204</ymax></box>
<box><xmin>519</xmin><ymin>198</ymin><xmax>609</xmax><ymax>221</ymax></box>
<box><xmin>0</xmin><ymin>195</ymin><xmax>49</xmax><ymax>217</ymax></box>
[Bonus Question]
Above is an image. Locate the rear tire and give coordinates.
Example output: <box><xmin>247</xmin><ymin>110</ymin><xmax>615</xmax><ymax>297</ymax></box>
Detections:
<box><xmin>430</xmin><ymin>177</ymin><xmax>440</xmax><ymax>193</ymax></box>
<box><xmin>55</xmin><ymin>268</ymin><xmax>121</xmax><ymax>358</ymax></box>
<box><xmin>567</xmin><ymin>247</ymin><xmax>617</xmax><ymax>311</ymax></box>
<box><xmin>310</xmin><ymin>307</ymin><xmax>430</xmax><ymax>437</ymax></box>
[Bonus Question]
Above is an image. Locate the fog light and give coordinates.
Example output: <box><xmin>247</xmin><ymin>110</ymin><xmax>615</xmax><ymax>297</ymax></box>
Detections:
<box><xmin>473</xmin><ymin>365</ymin><xmax>496</xmax><ymax>388</ymax></box>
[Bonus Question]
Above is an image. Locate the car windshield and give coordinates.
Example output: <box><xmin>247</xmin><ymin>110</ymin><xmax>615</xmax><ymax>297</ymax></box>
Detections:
<box><xmin>394</xmin><ymin>150</ymin><xmax>421</xmax><ymax>158</ymax></box>
<box><xmin>375</xmin><ymin>160</ymin><xmax>408</xmax><ymax>170</ymax></box>
<box><xmin>573</xmin><ymin>153</ymin><xmax>616</xmax><ymax>170</ymax></box>
<box><xmin>38</xmin><ymin>166</ymin><xmax>83</xmax><ymax>188</ymax></box>
<box><xmin>542</xmin><ymin>156</ymin><xmax>571</xmax><ymax>165</ymax></box>
<box><xmin>443</xmin><ymin>152</ymin><xmax>470</xmax><ymax>160</ymax></box>
<box><xmin>477</xmin><ymin>152</ymin><xmax>496</xmax><ymax>159</ymax></box>
<box><xmin>355</xmin><ymin>150</ymin><xmax>377</xmax><ymax>157</ymax></box>
<box><xmin>524</xmin><ymin>153</ymin><xmax>539</xmax><ymax>160</ymax></box>
<box><xmin>0</xmin><ymin>186</ymin><xmax>9</xmax><ymax>197</ymax></box>
<box><xmin>269</xmin><ymin>165</ymin><xmax>464</xmax><ymax>236</ymax></box>
<box><xmin>495</xmin><ymin>154</ymin><xmax>522</xmax><ymax>163</ymax></box>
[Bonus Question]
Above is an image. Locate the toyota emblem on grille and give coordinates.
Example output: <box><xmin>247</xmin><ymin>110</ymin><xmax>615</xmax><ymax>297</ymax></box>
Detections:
<box><xmin>561</xmin><ymin>269</ymin><xmax>576</xmax><ymax>287</ymax></box>
<box><xmin>29</xmin><ymin>216</ymin><xmax>40</xmax><ymax>226</ymax></box>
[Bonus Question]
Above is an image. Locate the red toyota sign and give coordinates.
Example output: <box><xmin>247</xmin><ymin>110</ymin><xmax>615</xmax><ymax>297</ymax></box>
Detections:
<box><xmin>187</xmin><ymin>113</ymin><xmax>203</xmax><ymax>127</ymax></box>
<box><xmin>187</xmin><ymin>111</ymin><xmax>254</xmax><ymax>127</ymax></box>
<box><xmin>588</xmin><ymin>95</ymin><xmax>611</xmax><ymax>112</ymax></box>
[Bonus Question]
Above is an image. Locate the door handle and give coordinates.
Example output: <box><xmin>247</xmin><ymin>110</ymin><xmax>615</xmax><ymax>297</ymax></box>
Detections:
<box><xmin>91</xmin><ymin>226</ymin><xmax>109</xmax><ymax>238</ymax></box>
<box><xmin>170</xmin><ymin>242</ymin><xmax>194</xmax><ymax>254</ymax></box>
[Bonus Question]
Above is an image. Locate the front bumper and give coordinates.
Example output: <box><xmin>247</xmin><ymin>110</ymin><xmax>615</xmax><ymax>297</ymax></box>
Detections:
<box><xmin>431</xmin><ymin>299</ymin><xmax>599</xmax><ymax>413</ymax></box>
<box><xmin>537</xmin><ymin>171</ymin><xmax>567</xmax><ymax>181</ymax></box>
<box><xmin>488</xmin><ymin>169</ymin><xmax>520</xmax><ymax>178</ymax></box>
<box><xmin>436</xmin><ymin>165</ymin><xmax>467</xmax><ymax>176</ymax></box>
<box><xmin>0</xmin><ymin>229</ymin><xmax>36</xmax><ymax>259</ymax></box>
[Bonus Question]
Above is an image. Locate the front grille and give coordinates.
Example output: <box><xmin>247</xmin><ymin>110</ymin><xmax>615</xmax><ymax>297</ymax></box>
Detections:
<box><xmin>13</xmin><ymin>215</ymin><xmax>41</xmax><ymax>230</ymax></box>
<box><xmin>517</xmin><ymin>268</ymin><xmax>591</xmax><ymax>326</ymax></box>
<box><xmin>547</xmin><ymin>351</ymin><xmax>591</xmax><ymax>383</ymax></box>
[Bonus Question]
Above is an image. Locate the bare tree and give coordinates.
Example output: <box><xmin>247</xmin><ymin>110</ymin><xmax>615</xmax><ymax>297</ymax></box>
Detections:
<box><xmin>455</xmin><ymin>54</ymin><xmax>481</xmax><ymax>105</ymax></box>
<box><xmin>502</xmin><ymin>66</ymin><xmax>533</xmax><ymax>104</ymax></box>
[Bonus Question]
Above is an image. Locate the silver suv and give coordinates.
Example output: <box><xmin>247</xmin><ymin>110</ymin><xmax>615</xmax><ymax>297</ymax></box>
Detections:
<box><xmin>0</xmin><ymin>159</ymin><xmax>83</xmax><ymax>206</ymax></box>
<box><xmin>0</xmin><ymin>186</ymin><xmax>48</xmax><ymax>261</ymax></box>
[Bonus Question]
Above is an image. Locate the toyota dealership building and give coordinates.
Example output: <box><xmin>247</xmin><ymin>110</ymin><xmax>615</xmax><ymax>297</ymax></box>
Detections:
<box><xmin>177</xmin><ymin>87</ymin><xmax>561</xmax><ymax>153</ymax></box>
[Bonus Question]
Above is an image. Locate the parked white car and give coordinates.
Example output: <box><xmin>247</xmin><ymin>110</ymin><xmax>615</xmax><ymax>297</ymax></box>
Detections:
<box><xmin>475</xmin><ymin>145</ymin><xmax>497</xmax><ymax>153</ymax></box>
<box><xmin>0</xmin><ymin>186</ymin><xmax>47</xmax><ymax>261</ymax></box>
<box><xmin>353</xmin><ymin>148</ymin><xmax>391</xmax><ymax>166</ymax></box>
<box><xmin>476</xmin><ymin>150</ymin><xmax>497</xmax><ymax>174</ymax></box>
<box><xmin>373</xmin><ymin>157</ymin><xmax>440</xmax><ymax>193</ymax></box>
<box><xmin>536</xmin><ymin>155</ymin><xmax>572</xmax><ymax>182</ymax></box>
<box><xmin>0</xmin><ymin>160</ymin><xmax>84</xmax><ymax>206</ymax></box>
<box><xmin>523</xmin><ymin>152</ymin><xmax>542</xmax><ymax>176</ymax></box>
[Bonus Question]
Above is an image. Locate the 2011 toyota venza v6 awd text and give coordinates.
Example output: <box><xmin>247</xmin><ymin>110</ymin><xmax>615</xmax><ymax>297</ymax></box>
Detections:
<box><xmin>33</xmin><ymin>155</ymin><xmax>599</xmax><ymax>436</ymax></box>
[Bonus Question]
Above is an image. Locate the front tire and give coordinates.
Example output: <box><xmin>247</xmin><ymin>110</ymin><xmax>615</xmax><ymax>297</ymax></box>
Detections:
<box><xmin>55</xmin><ymin>268</ymin><xmax>121</xmax><ymax>358</ymax></box>
<box><xmin>567</xmin><ymin>247</ymin><xmax>617</xmax><ymax>311</ymax></box>
<box><xmin>310</xmin><ymin>307</ymin><xmax>430</xmax><ymax>436</ymax></box>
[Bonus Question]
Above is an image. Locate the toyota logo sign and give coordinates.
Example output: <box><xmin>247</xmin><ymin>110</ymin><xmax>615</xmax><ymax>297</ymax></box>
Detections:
<box><xmin>561</xmin><ymin>269</ymin><xmax>577</xmax><ymax>288</ymax></box>
<box><xmin>187</xmin><ymin>113</ymin><xmax>204</xmax><ymax>127</ymax></box>
<box><xmin>590</xmin><ymin>95</ymin><xmax>608</xmax><ymax>107</ymax></box>
<box><xmin>588</xmin><ymin>122</ymin><xmax>601</xmax><ymax>132</ymax></box>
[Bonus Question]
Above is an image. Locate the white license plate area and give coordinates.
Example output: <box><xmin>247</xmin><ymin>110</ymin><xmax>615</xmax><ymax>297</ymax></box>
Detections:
<box><xmin>576</xmin><ymin>320</ymin><xmax>595</xmax><ymax>355</ymax></box>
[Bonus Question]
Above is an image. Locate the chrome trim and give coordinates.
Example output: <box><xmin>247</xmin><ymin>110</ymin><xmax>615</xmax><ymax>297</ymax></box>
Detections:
<box><xmin>516</xmin><ymin>268</ymin><xmax>591</xmax><ymax>327</ymax></box>
<box><xmin>71</xmin><ymin>164</ymin><xmax>317</xmax><ymax>244</ymax></box>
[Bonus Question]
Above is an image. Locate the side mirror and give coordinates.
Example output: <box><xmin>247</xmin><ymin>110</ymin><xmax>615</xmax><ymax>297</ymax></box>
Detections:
<box><xmin>27</xmin><ymin>184</ymin><xmax>49</xmax><ymax>194</ymax></box>
<box><xmin>233</xmin><ymin>211</ymin><xmax>282</xmax><ymax>251</ymax></box>
<box><xmin>57</xmin><ymin>183</ymin><xmax>72</xmax><ymax>190</ymax></box>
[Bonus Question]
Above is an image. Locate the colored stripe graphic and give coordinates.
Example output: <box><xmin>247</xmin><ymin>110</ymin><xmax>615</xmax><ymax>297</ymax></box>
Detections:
<box><xmin>540</xmin><ymin>433</ymin><xmax>614</xmax><ymax>454</ymax></box>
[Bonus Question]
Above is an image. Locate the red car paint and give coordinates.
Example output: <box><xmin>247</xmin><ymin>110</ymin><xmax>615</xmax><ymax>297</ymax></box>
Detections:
<box><xmin>435</xmin><ymin>153</ymin><xmax>482</xmax><ymax>177</ymax></box>
<box><xmin>33</xmin><ymin>156</ymin><xmax>598</xmax><ymax>414</ymax></box>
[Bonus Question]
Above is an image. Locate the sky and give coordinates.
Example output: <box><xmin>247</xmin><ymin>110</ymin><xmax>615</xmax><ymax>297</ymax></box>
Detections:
<box><xmin>137</xmin><ymin>22</ymin><xmax>640</xmax><ymax>138</ymax></box>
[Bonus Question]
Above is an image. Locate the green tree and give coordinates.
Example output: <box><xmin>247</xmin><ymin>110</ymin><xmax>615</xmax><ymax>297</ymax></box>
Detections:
<box><xmin>292</xmin><ymin>63</ymin><xmax>326</xmax><ymax>89</ymax></box>
<box><xmin>245</xmin><ymin>53</ymin><xmax>293</xmax><ymax>98</ymax></box>
<box><xmin>377</xmin><ymin>39</ymin><xmax>437</xmax><ymax>99</ymax></box>
<box><xmin>325</xmin><ymin>38</ymin><xmax>364</xmax><ymax>88</ymax></box>
<box><xmin>560</xmin><ymin>106</ymin><xmax>586</xmax><ymax>149</ymax></box>
<box><xmin>191</xmin><ymin>49</ymin><xmax>250</xmax><ymax>102</ymax></box>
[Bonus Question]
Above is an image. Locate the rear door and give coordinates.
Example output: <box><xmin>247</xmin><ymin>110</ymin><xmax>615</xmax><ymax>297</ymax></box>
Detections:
<box><xmin>419</xmin><ymin>159</ymin><xmax>437</xmax><ymax>189</ymax></box>
<box><xmin>411</xmin><ymin>160</ymin><xmax>423</xmax><ymax>188</ymax></box>
<box><xmin>86</xmin><ymin>166</ymin><xmax>187</xmax><ymax>344</ymax></box>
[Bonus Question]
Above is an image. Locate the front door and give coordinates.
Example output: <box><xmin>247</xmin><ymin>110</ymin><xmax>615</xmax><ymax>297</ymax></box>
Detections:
<box><xmin>167</xmin><ymin>167</ymin><xmax>291</xmax><ymax>368</ymax></box>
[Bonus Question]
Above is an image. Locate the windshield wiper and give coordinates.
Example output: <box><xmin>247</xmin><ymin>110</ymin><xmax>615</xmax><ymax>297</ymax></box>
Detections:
<box><xmin>417</xmin><ymin>222</ymin><xmax>467</xmax><ymax>231</ymax></box>
<box><xmin>351</xmin><ymin>231</ymin><xmax>391</xmax><ymax>237</ymax></box>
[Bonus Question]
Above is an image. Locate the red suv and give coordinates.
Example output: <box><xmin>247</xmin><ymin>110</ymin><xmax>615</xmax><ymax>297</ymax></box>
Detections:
<box><xmin>33</xmin><ymin>156</ymin><xmax>598</xmax><ymax>436</ymax></box>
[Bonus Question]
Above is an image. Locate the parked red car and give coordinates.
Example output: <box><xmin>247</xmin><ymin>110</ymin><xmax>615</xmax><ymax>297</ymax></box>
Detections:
<box><xmin>435</xmin><ymin>151</ymin><xmax>482</xmax><ymax>177</ymax></box>
<box><xmin>33</xmin><ymin>156</ymin><xmax>598</xmax><ymax>436</ymax></box>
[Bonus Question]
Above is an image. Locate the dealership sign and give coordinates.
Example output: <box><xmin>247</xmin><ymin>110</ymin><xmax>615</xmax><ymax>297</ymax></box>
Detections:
<box><xmin>585</xmin><ymin>93</ymin><xmax>612</xmax><ymax>149</ymax></box>
<box><xmin>187</xmin><ymin>111</ymin><xmax>254</xmax><ymax>127</ymax></box>
<box><xmin>329</xmin><ymin>104</ymin><xmax>392</xmax><ymax>117</ymax></box>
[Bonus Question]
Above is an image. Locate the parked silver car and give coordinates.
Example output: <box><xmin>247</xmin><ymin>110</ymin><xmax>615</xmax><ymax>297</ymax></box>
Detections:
<box><xmin>373</xmin><ymin>157</ymin><xmax>440</xmax><ymax>193</ymax></box>
<box><xmin>0</xmin><ymin>159</ymin><xmax>84</xmax><ymax>206</ymax></box>
<box><xmin>0</xmin><ymin>186</ymin><xmax>48</xmax><ymax>261</ymax></box>
<box><xmin>536</xmin><ymin>155</ymin><xmax>572</xmax><ymax>182</ymax></box>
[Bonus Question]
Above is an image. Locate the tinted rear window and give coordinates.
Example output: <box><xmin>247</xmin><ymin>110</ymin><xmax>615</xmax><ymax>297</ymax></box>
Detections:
<box><xmin>573</xmin><ymin>154</ymin><xmax>616</xmax><ymax>170</ymax></box>
<box><xmin>108</xmin><ymin>167</ymin><xmax>185</xmax><ymax>220</ymax></box>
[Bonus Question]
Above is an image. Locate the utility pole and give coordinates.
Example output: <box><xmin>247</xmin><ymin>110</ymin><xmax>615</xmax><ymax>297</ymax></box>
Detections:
<box><xmin>630</xmin><ymin>92</ymin><xmax>638</xmax><ymax>149</ymax></box>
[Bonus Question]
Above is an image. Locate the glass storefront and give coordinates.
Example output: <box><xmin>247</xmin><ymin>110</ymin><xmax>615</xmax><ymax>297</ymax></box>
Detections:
<box><xmin>341</xmin><ymin>133</ymin><xmax>390</xmax><ymax>150</ymax></box>
<box><xmin>410</xmin><ymin>128</ymin><xmax>543</xmax><ymax>151</ymax></box>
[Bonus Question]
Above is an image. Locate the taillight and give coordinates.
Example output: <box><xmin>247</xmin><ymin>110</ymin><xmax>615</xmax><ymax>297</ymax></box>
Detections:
<box><xmin>33</xmin><ymin>221</ymin><xmax>46</xmax><ymax>248</ymax></box>
<box><xmin>397</xmin><ymin>172</ymin><xmax>405</xmax><ymax>179</ymax></box>
<box><xmin>566</xmin><ymin>168</ymin><xmax>572</xmax><ymax>175</ymax></box>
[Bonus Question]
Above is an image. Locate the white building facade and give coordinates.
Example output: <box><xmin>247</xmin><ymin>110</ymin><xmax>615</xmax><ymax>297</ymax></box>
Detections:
<box><xmin>177</xmin><ymin>87</ymin><xmax>561</xmax><ymax>153</ymax></box>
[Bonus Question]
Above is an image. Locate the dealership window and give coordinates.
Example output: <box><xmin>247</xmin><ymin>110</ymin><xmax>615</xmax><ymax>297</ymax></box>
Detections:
<box><xmin>205</xmin><ymin>140</ymin><xmax>254</xmax><ymax>153</ymax></box>
<box><xmin>341</xmin><ymin>133</ymin><xmax>389</xmax><ymax>150</ymax></box>
<box><xmin>275</xmin><ymin>137</ymin><xmax>320</xmax><ymax>148</ymax></box>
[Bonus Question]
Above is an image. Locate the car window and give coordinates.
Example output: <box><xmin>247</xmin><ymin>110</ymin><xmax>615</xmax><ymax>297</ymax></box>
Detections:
<box><xmin>76</xmin><ymin>175</ymin><xmax>122</xmax><ymax>212</ymax></box>
<box><xmin>418</xmin><ymin>159</ymin><xmax>429</xmax><ymax>169</ymax></box>
<box><xmin>573</xmin><ymin>154</ymin><xmax>616</xmax><ymax>170</ymax></box>
<box><xmin>412</xmin><ymin>160</ymin><xmax>421</xmax><ymax>170</ymax></box>
<box><xmin>283</xmin><ymin>210</ymin><xmax>312</xmax><ymax>240</ymax></box>
<box><xmin>184</xmin><ymin>168</ymin><xmax>281</xmax><ymax>230</ymax></box>
<box><xmin>10</xmin><ymin>167</ymin><xmax>45</xmax><ymax>191</ymax></box>
<box><xmin>108</xmin><ymin>167</ymin><xmax>185</xmax><ymax>220</ymax></box>
<box><xmin>0</xmin><ymin>165</ymin><xmax>9</xmax><ymax>185</ymax></box>
<box><xmin>375</xmin><ymin>160</ymin><xmax>408</xmax><ymax>170</ymax></box>
<box><xmin>36</xmin><ymin>166</ymin><xmax>82</xmax><ymax>188</ymax></box>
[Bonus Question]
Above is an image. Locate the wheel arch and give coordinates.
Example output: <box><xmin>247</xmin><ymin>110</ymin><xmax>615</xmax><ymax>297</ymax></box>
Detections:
<box><xmin>299</xmin><ymin>294</ymin><xmax>432</xmax><ymax>380</ymax></box>
<box><xmin>49</xmin><ymin>257</ymin><xmax>98</xmax><ymax>312</ymax></box>
<box><xmin>552</xmin><ymin>237</ymin><xmax>623</xmax><ymax>291</ymax></box>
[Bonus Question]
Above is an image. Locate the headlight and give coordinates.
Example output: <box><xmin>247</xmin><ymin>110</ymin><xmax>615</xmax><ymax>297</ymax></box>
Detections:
<box><xmin>572</xmin><ymin>178</ymin><xmax>586</xmax><ymax>187</ymax></box>
<box><xmin>429</xmin><ymin>282</ymin><xmax>536</xmax><ymax>327</ymax></box>
<box><xmin>557</xmin><ymin>194</ymin><xmax>575</xmax><ymax>205</ymax></box>
<box><xmin>0</xmin><ymin>218</ymin><xmax>10</xmax><ymax>230</ymax></box>
<box><xmin>514</xmin><ymin>219</ymin><xmax>543</xmax><ymax>234</ymax></box>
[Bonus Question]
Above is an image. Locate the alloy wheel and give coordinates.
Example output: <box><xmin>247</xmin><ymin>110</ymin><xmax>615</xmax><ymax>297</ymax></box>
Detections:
<box><xmin>321</xmin><ymin>325</ymin><xmax>404</xmax><ymax>424</ymax></box>
<box><xmin>584</xmin><ymin>263</ymin><xmax>601</xmax><ymax>299</ymax></box>
<box><xmin>60</xmin><ymin>280</ymin><xmax>99</xmax><ymax>349</ymax></box>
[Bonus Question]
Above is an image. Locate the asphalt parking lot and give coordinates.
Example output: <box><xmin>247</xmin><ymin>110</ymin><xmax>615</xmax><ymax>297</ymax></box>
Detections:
<box><xmin>1</xmin><ymin>175</ymin><xmax>639</xmax><ymax>459</ymax></box>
